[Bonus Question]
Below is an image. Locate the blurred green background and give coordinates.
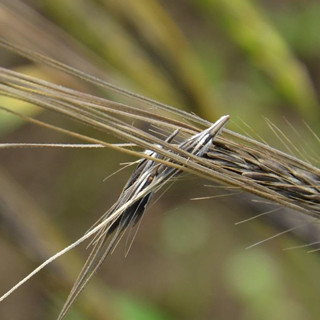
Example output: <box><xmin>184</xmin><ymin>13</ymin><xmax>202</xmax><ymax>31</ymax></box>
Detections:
<box><xmin>1</xmin><ymin>0</ymin><xmax>320</xmax><ymax>319</ymax></box>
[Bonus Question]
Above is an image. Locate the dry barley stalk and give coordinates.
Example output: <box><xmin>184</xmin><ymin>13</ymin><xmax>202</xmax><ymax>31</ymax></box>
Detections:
<box><xmin>1</xmin><ymin>38</ymin><xmax>320</xmax><ymax>318</ymax></box>
<box><xmin>1</xmin><ymin>52</ymin><xmax>320</xmax><ymax>219</ymax></box>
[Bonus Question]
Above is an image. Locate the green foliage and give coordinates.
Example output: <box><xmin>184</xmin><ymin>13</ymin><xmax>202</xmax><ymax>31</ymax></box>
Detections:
<box><xmin>115</xmin><ymin>295</ymin><xmax>172</xmax><ymax>320</ymax></box>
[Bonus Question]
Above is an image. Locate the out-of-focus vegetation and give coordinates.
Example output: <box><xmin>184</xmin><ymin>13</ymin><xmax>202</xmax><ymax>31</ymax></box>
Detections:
<box><xmin>1</xmin><ymin>0</ymin><xmax>320</xmax><ymax>319</ymax></box>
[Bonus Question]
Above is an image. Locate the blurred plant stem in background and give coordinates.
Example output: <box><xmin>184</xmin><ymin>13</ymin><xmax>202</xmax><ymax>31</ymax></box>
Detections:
<box><xmin>34</xmin><ymin>0</ymin><xmax>218</xmax><ymax>119</ymax></box>
<box><xmin>192</xmin><ymin>0</ymin><xmax>319</xmax><ymax>124</ymax></box>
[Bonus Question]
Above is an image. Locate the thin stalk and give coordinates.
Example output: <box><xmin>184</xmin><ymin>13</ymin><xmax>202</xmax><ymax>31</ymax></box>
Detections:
<box><xmin>1</xmin><ymin>64</ymin><xmax>320</xmax><ymax>218</ymax></box>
